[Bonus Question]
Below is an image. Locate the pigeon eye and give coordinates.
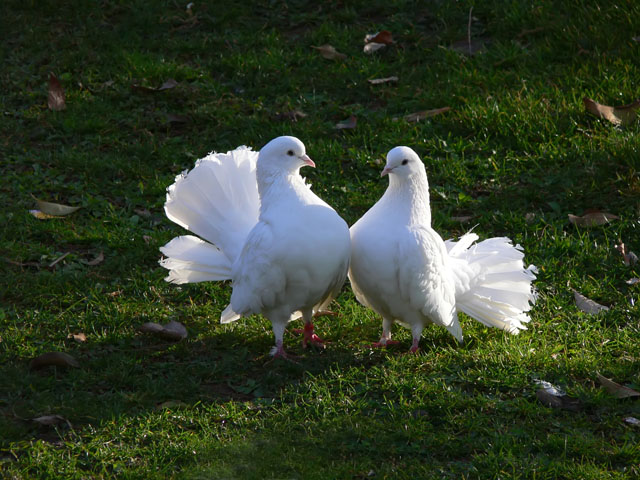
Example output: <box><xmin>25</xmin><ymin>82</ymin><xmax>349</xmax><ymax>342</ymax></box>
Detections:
<box><xmin>287</xmin><ymin>150</ymin><xmax>295</xmax><ymax>156</ymax></box>
<box><xmin>401</xmin><ymin>159</ymin><xmax>409</xmax><ymax>165</ymax></box>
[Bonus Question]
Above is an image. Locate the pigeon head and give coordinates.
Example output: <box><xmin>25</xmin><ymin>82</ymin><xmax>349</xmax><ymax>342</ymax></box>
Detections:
<box><xmin>381</xmin><ymin>146</ymin><xmax>424</xmax><ymax>178</ymax></box>
<box><xmin>258</xmin><ymin>136</ymin><xmax>315</xmax><ymax>174</ymax></box>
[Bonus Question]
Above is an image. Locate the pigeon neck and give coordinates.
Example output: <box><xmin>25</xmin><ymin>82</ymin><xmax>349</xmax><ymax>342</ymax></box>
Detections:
<box><xmin>386</xmin><ymin>172</ymin><xmax>432</xmax><ymax>225</ymax></box>
<box><xmin>257</xmin><ymin>168</ymin><xmax>307</xmax><ymax>206</ymax></box>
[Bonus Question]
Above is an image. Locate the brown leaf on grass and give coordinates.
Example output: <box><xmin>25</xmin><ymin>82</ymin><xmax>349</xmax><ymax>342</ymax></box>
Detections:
<box><xmin>335</xmin><ymin>115</ymin><xmax>357</xmax><ymax>130</ymax></box>
<box><xmin>597</xmin><ymin>373</ymin><xmax>640</xmax><ymax>399</ymax></box>
<box><xmin>84</xmin><ymin>251</ymin><xmax>104</xmax><ymax>266</ymax></box>
<box><xmin>568</xmin><ymin>211</ymin><xmax>618</xmax><ymax>227</ymax></box>
<box><xmin>33</xmin><ymin>415</ymin><xmax>71</xmax><ymax>427</ymax></box>
<box><xmin>535</xmin><ymin>382</ymin><xmax>581</xmax><ymax>411</ymax></box>
<box><xmin>451</xmin><ymin>215</ymin><xmax>473</xmax><ymax>223</ymax></box>
<box><xmin>363</xmin><ymin>42</ymin><xmax>386</xmax><ymax>54</ymax></box>
<box><xmin>166</xmin><ymin>113</ymin><xmax>190</xmax><ymax>125</ymax></box>
<box><xmin>68</xmin><ymin>332</ymin><xmax>87</xmax><ymax>343</ymax></box>
<box><xmin>364</xmin><ymin>30</ymin><xmax>394</xmax><ymax>45</ymax></box>
<box><xmin>131</xmin><ymin>78</ymin><xmax>179</xmax><ymax>92</ymax></box>
<box><xmin>583</xmin><ymin>97</ymin><xmax>640</xmax><ymax>126</ymax></box>
<box><xmin>624</xmin><ymin>416</ymin><xmax>640</xmax><ymax>426</ymax></box>
<box><xmin>31</xmin><ymin>195</ymin><xmax>81</xmax><ymax>217</ymax></box>
<box><xmin>30</xmin><ymin>352</ymin><xmax>80</xmax><ymax>370</ymax></box>
<box><xmin>449</xmin><ymin>38</ymin><xmax>487</xmax><ymax>56</ymax></box>
<box><xmin>48</xmin><ymin>73</ymin><xmax>66</xmax><ymax>111</ymax></box>
<box><xmin>367</xmin><ymin>76</ymin><xmax>398</xmax><ymax>85</ymax></box>
<box><xmin>399</xmin><ymin>107</ymin><xmax>451</xmax><ymax>122</ymax></box>
<box><xmin>311</xmin><ymin>44</ymin><xmax>346</xmax><ymax>60</ymax></box>
<box><xmin>615</xmin><ymin>241</ymin><xmax>638</xmax><ymax>266</ymax></box>
<box><xmin>573</xmin><ymin>289</ymin><xmax>609</xmax><ymax>314</ymax></box>
<box><xmin>30</xmin><ymin>210</ymin><xmax>58</xmax><ymax>220</ymax></box>
<box><xmin>139</xmin><ymin>320</ymin><xmax>188</xmax><ymax>341</ymax></box>
<box><xmin>276</xmin><ymin>109</ymin><xmax>308</xmax><ymax>121</ymax></box>
<box><xmin>143</xmin><ymin>235</ymin><xmax>153</xmax><ymax>244</ymax></box>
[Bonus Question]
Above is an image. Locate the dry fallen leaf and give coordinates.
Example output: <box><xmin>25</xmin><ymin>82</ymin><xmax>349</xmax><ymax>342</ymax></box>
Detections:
<box><xmin>33</xmin><ymin>415</ymin><xmax>71</xmax><ymax>427</ymax></box>
<box><xmin>143</xmin><ymin>235</ymin><xmax>153</xmax><ymax>244</ymax></box>
<box><xmin>615</xmin><ymin>241</ymin><xmax>638</xmax><ymax>266</ymax></box>
<box><xmin>363</xmin><ymin>42</ymin><xmax>386</xmax><ymax>54</ymax></box>
<box><xmin>449</xmin><ymin>38</ymin><xmax>487</xmax><ymax>56</ymax></box>
<box><xmin>30</xmin><ymin>210</ymin><xmax>58</xmax><ymax>220</ymax></box>
<box><xmin>567</xmin><ymin>211</ymin><xmax>618</xmax><ymax>227</ymax></box>
<box><xmin>335</xmin><ymin>115</ymin><xmax>357</xmax><ymax>130</ymax></box>
<box><xmin>525</xmin><ymin>212</ymin><xmax>536</xmax><ymax>223</ymax></box>
<box><xmin>166</xmin><ymin>113</ymin><xmax>190</xmax><ymax>125</ymax></box>
<box><xmin>30</xmin><ymin>352</ymin><xmax>80</xmax><ymax>370</ymax></box>
<box><xmin>311</xmin><ymin>44</ymin><xmax>347</xmax><ymax>60</ymax></box>
<box><xmin>451</xmin><ymin>215</ymin><xmax>473</xmax><ymax>223</ymax></box>
<box><xmin>535</xmin><ymin>381</ymin><xmax>581</xmax><ymax>411</ymax></box>
<box><xmin>68</xmin><ymin>332</ymin><xmax>87</xmax><ymax>343</ymax></box>
<box><xmin>364</xmin><ymin>30</ymin><xmax>394</xmax><ymax>45</ymax></box>
<box><xmin>31</xmin><ymin>195</ymin><xmax>81</xmax><ymax>217</ymax></box>
<box><xmin>400</xmin><ymin>107</ymin><xmax>451</xmax><ymax>122</ymax></box>
<box><xmin>597</xmin><ymin>373</ymin><xmax>640</xmax><ymax>399</ymax></box>
<box><xmin>132</xmin><ymin>78</ymin><xmax>179</xmax><ymax>92</ymax></box>
<box><xmin>573</xmin><ymin>289</ymin><xmax>609</xmax><ymax>314</ymax></box>
<box><xmin>583</xmin><ymin>97</ymin><xmax>640</xmax><ymax>126</ymax></box>
<box><xmin>624</xmin><ymin>416</ymin><xmax>640</xmax><ymax>426</ymax></box>
<box><xmin>85</xmin><ymin>251</ymin><xmax>104</xmax><ymax>266</ymax></box>
<box><xmin>368</xmin><ymin>76</ymin><xmax>398</xmax><ymax>85</ymax></box>
<box><xmin>276</xmin><ymin>109</ymin><xmax>307</xmax><ymax>121</ymax></box>
<box><xmin>139</xmin><ymin>320</ymin><xmax>188</xmax><ymax>341</ymax></box>
<box><xmin>48</xmin><ymin>73</ymin><xmax>66</xmax><ymax>111</ymax></box>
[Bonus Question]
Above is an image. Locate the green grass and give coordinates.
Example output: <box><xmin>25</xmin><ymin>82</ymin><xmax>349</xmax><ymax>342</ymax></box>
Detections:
<box><xmin>1</xmin><ymin>0</ymin><xmax>640</xmax><ymax>478</ymax></box>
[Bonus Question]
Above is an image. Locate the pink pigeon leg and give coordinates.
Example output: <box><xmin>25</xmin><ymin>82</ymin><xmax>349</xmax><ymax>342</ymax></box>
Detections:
<box><xmin>301</xmin><ymin>309</ymin><xmax>325</xmax><ymax>349</ymax></box>
<box><xmin>409</xmin><ymin>323</ymin><xmax>422</xmax><ymax>353</ymax></box>
<box><xmin>269</xmin><ymin>319</ymin><xmax>290</xmax><ymax>358</ymax></box>
<box><xmin>371</xmin><ymin>317</ymin><xmax>400</xmax><ymax>348</ymax></box>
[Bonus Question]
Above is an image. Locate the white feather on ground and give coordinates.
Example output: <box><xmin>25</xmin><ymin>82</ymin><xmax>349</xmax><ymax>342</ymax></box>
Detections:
<box><xmin>349</xmin><ymin>146</ymin><xmax>537</xmax><ymax>351</ymax></box>
<box><xmin>160</xmin><ymin>136</ymin><xmax>351</xmax><ymax>357</ymax></box>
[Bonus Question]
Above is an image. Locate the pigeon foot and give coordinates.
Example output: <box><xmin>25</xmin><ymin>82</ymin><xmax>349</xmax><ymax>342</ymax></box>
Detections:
<box><xmin>301</xmin><ymin>323</ymin><xmax>326</xmax><ymax>349</ymax></box>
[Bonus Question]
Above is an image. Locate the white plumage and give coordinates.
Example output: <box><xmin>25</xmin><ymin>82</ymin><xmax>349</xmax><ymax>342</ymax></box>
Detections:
<box><xmin>160</xmin><ymin>136</ymin><xmax>351</xmax><ymax>357</ymax></box>
<box><xmin>349</xmin><ymin>146</ymin><xmax>537</xmax><ymax>351</ymax></box>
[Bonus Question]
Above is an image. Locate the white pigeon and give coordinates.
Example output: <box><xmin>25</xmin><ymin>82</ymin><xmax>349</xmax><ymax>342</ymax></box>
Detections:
<box><xmin>159</xmin><ymin>136</ymin><xmax>351</xmax><ymax>358</ymax></box>
<box><xmin>349</xmin><ymin>146</ymin><xmax>537</xmax><ymax>352</ymax></box>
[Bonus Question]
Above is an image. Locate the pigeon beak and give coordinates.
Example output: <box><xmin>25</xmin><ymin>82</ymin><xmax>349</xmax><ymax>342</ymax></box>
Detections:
<box><xmin>301</xmin><ymin>154</ymin><xmax>316</xmax><ymax>168</ymax></box>
<box><xmin>381</xmin><ymin>166</ymin><xmax>393</xmax><ymax>177</ymax></box>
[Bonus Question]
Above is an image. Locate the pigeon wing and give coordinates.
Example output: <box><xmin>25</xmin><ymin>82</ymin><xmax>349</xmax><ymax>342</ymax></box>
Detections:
<box><xmin>228</xmin><ymin>221</ymin><xmax>287</xmax><ymax>317</ymax></box>
<box><xmin>398</xmin><ymin>226</ymin><xmax>457</xmax><ymax>328</ymax></box>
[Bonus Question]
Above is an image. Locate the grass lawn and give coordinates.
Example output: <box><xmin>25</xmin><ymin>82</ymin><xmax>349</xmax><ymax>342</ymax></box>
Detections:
<box><xmin>1</xmin><ymin>0</ymin><xmax>640</xmax><ymax>478</ymax></box>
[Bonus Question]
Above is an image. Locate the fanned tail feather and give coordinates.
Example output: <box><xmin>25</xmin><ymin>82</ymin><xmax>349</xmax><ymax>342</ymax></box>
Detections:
<box><xmin>448</xmin><ymin>233</ymin><xmax>537</xmax><ymax>334</ymax></box>
<box><xmin>163</xmin><ymin>146</ymin><xmax>259</xmax><ymax>262</ymax></box>
<box><xmin>159</xmin><ymin>235</ymin><xmax>232</xmax><ymax>284</ymax></box>
<box><xmin>159</xmin><ymin>147</ymin><xmax>261</xmax><ymax>321</ymax></box>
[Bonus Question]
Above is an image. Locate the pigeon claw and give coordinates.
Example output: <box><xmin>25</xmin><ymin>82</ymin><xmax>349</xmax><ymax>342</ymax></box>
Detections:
<box><xmin>301</xmin><ymin>323</ymin><xmax>326</xmax><ymax>349</ymax></box>
<box><xmin>268</xmin><ymin>345</ymin><xmax>300</xmax><ymax>364</ymax></box>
